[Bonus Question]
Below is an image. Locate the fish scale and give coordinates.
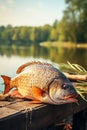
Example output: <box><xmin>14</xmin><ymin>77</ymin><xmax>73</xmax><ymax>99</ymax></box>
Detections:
<box><xmin>10</xmin><ymin>65</ymin><xmax>59</xmax><ymax>97</ymax></box>
<box><xmin>0</xmin><ymin>61</ymin><xmax>78</xmax><ymax>104</ymax></box>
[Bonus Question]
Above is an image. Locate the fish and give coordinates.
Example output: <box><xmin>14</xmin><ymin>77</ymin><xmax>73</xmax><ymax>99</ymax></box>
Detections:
<box><xmin>0</xmin><ymin>61</ymin><xmax>78</xmax><ymax>104</ymax></box>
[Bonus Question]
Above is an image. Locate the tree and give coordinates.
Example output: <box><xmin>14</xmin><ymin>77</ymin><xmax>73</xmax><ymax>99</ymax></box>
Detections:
<box><xmin>1</xmin><ymin>27</ymin><xmax>13</xmax><ymax>44</ymax></box>
<box><xmin>50</xmin><ymin>28</ymin><xmax>58</xmax><ymax>41</ymax></box>
<box><xmin>12</xmin><ymin>27</ymin><xmax>20</xmax><ymax>43</ymax></box>
<box><xmin>53</xmin><ymin>19</ymin><xmax>58</xmax><ymax>29</ymax></box>
<box><xmin>41</xmin><ymin>24</ymin><xmax>51</xmax><ymax>41</ymax></box>
<box><xmin>19</xmin><ymin>27</ymin><xmax>29</xmax><ymax>43</ymax></box>
<box><xmin>0</xmin><ymin>26</ymin><xmax>5</xmax><ymax>43</ymax></box>
<box><xmin>60</xmin><ymin>0</ymin><xmax>87</xmax><ymax>43</ymax></box>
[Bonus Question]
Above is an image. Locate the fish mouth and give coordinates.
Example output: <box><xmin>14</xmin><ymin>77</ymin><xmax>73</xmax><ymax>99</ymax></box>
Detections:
<box><xmin>49</xmin><ymin>94</ymin><xmax>78</xmax><ymax>104</ymax></box>
<box><xmin>63</xmin><ymin>94</ymin><xmax>78</xmax><ymax>102</ymax></box>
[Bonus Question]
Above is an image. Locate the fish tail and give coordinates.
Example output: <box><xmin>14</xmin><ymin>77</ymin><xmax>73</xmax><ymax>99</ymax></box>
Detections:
<box><xmin>1</xmin><ymin>75</ymin><xmax>11</xmax><ymax>94</ymax></box>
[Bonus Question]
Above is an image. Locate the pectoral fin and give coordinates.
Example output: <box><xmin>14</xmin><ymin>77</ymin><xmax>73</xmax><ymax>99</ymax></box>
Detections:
<box><xmin>10</xmin><ymin>89</ymin><xmax>23</xmax><ymax>98</ymax></box>
<box><xmin>32</xmin><ymin>87</ymin><xmax>43</xmax><ymax>98</ymax></box>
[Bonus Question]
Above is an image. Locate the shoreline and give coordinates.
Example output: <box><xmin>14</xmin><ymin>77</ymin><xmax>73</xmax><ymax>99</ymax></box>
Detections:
<box><xmin>40</xmin><ymin>41</ymin><xmax>87</xmax><ymax>48</ymax></box>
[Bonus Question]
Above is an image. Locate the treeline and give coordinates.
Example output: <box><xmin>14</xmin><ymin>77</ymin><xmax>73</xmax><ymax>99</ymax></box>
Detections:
<box><xmin>0</xmin><ymin>0</ymin><xmax>87</xmax><ymax>46</ymax></box>
<box><xmin>0</xmin><ymin>24</ymin><xmax>58</xmax><ymax>45</ymax></box>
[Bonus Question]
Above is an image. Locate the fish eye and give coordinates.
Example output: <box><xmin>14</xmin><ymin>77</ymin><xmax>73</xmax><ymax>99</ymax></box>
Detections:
<box><xmin>62</xmin><ymin>84</ymin><xmax>69</xmax><ymax>90</ymax></box>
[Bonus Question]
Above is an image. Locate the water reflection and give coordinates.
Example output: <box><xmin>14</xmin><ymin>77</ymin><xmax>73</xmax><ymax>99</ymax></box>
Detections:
<box><xmin>0</xmin><ymin>45</ymin><xmax>87</xmax><ymax>91</ymax></box>
<box><xmin>0</xmin><ymin>45</ymin><xmax>87</xmax><ymax>68</ymax></box>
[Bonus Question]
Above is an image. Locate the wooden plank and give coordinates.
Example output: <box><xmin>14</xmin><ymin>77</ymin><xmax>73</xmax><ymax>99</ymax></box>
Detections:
<box><xmin>0</xmin><ymin>107</ymin><xmax>18</xmax><ymax>119</ymax></box>
<box><xmin>0</xmin><ymin>99</ymin><xmax>44</xmax><ymax>119</ymax></box>
<box><xmin>0</xmin><ymin>95</ymin><xmax>87</xmax><ymax>130</ymax></box>
<box><xmin>6</xmin><ymin>100</ymin><xmax>44</xmax><ymax>111</ymax></box>
<box><xmin>0</xmin><ymin>101</ymin><xmax>12</xmax><ymax>107</ymax></box>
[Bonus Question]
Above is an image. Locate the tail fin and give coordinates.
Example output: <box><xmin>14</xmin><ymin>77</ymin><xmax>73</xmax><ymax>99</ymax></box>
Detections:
<box><xmin>1</xmin><ymin>75</ymin><xmax>11</xmax><ymax>94</ymax></box>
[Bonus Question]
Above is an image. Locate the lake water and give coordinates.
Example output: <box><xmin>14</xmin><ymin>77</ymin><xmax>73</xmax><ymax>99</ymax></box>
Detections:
<box><xmin>0</xmin><ymin>45</ymin><xmax>87</xmax><ymax>91</ymax></box>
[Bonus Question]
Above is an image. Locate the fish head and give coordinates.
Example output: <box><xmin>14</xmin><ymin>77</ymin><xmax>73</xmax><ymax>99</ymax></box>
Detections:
<box><xmin>48</xmin><ymin>77</ymin><xmax>78</xmax><ymax>104</ymax></box>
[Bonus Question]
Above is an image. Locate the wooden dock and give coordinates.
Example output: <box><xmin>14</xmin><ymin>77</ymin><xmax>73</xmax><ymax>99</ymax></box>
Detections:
<box><xmin>0</xmin><ymin>94</ymin><xmax>87</xmax><ymax>130</ymax></box>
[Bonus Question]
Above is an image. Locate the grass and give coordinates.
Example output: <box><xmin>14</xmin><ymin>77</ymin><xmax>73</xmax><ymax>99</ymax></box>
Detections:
<box><xmin>59</xmin><ymin>62</ymin><xmax>87</xmax><ymax>101</ymax></box>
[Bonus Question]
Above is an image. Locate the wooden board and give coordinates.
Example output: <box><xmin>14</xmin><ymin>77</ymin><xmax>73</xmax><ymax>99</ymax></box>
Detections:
<box><xmin>0</xmin><ymin>94</ymin><xmax>87</xmax><ymax>130</ymax></box>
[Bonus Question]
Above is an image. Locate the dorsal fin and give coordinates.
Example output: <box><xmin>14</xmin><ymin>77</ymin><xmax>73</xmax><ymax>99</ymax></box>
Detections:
<box><xmin>16</xmin><ymin>61</ymin><xmax>52</xmax><ymax>74</ymax></box>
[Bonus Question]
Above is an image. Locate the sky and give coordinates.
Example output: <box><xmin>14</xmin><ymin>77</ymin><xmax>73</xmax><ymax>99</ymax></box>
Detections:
<box><xmin>0</xmin><ymin>0</ymin><xmax>66</xmax><ymax>26</ymax></box>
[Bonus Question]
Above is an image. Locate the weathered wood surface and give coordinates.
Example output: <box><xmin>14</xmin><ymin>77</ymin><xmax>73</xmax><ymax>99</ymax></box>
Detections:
<box><xmin>0</xmin><ymin>93</ymin><xmax>87</xmax><ymax>130</ymax></box>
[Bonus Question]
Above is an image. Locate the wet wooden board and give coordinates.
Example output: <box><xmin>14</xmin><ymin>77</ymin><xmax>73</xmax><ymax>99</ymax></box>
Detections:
<box><xmin>0</xmin><ymin>92</ymin><xmax>87</xmax><ymax>130</ymax></box>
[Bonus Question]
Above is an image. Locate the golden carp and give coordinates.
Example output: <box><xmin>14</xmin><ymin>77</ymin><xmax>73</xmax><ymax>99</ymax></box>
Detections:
<box><xmin>1</xmin><ymin>61</ymin><xmax>78</xmax><ymax>104</ymax></box>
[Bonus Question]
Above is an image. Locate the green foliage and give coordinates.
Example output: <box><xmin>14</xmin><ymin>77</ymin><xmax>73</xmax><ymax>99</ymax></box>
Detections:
<box><xmin>0</xmin><ymin>25</ymin><xmax>53</xmax><ymax>45</ymax></box>
<box><xmin>59</xmin><ymin>0</ymin><xmax>87</xmax><ymax>43</ymax></box>
<box><xmin>0</xmin><ymin>0</ymin><xmax>87</xmax><ymax>45</ymax></box>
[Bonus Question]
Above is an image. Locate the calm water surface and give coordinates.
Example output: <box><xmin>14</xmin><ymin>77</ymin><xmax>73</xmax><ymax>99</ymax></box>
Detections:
<box><xmin>0</xmin><ymin>45</ymin><xmax>87</xmax><ymax>91</ymax></box>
